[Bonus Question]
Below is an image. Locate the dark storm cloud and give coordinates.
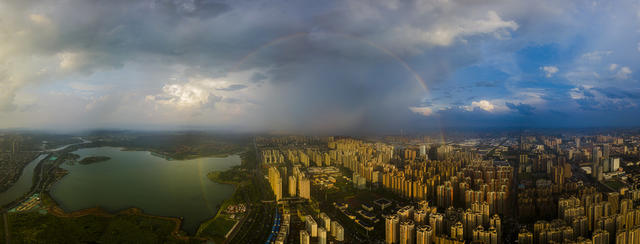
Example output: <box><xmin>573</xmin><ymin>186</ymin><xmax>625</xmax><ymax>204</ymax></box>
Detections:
<box><xmin>153</xmin><ymin>0</ymin><xmax>230</xmax><ymax>19</ymax></box>
<box><xmin>249</xmin><ymin>72</ymin><xmax>268</xmax><ymax>83</ymax></box>
<box><xmin>506</xmin><ymin>102</ymin><xmax>535</xmax><ymax>115</ymax></box>
<box><xmin>253</xmin><ymin>46</ymin><xmax>426</xmax><ymax>133</ymax></box>
<box><xmin>594</xmin><ymin>87</ymin><xmax>640</xmax><ymax>100</ymax></box>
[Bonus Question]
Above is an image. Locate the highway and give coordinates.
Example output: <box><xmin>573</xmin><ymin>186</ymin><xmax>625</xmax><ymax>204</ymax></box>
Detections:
<box><xmin>3</xmin><ymin>213</ymin><xmax>9</xmax><ymax>244</ymax></box>
<box><xmin>228</xmin><ymin>137</ymin><xmax>277</xmax><ymax>244</ymax></box>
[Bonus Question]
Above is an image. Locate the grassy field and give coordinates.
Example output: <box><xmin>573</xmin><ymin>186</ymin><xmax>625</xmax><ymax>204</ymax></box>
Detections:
<box><xmin>5</xmin><ymin>211</ymin><xmax>196</xmax><ymax>244</ymax></box>
<box><xmin>196</xmin><ymin>215</ymin><xmax>237</xmax><ymax>243</ymax></box>
<box><xmin>207</xmin><ymin>166</ymin><xmax>247</xmax><ymax>185</ymax></box>
<box><xmin>3</xmin><ymin>182</ymin><xmax>200</xmax><ymax>243</ymax></box>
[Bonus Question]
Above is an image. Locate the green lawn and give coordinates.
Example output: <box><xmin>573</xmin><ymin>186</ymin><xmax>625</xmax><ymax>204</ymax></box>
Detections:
<box><xmin>6</xmin><ymin>212</ymin><xmax>194</xmax><ymax>244</ymax></box>
<box><xmin>196</xmin><ymin>216</ymin><xmax>236</xmax><ymax>243</ymax></box>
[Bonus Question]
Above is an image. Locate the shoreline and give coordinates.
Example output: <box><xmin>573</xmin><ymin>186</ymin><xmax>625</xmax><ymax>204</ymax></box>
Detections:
<box><xmin>5</xmin><ymin>143</ymin><xmax>244</xmax><ymax>241</ymax></box>
<box><xmin>90</xmin><ymin>145</ymin><xmax>239</xmax><ymax>161</ymax></box>
<box><xmin>0</xmin><ymin>154</ymin><xmax>49</xmax><ymax>212</ymax></box>
<box><xmin>48</xmin><ymin>145</ymin><xmax>241</xmax><ymax>236</ymax></box>
<box><xmin>195</xmin><ymin>165</ymin><xmax>249</xmax><ymax>239</ymax></box>
<box><xmin>1</xmin><ymin>138</ymin><xmax>87</xmax><ymax>194</ymax></box>
<box><xmin>41</xmin><ymin>192</ymin><xmax>202</xmax><ymax>241</ymax></box>
<box><xmin>0</xmin><ymin>153</ymin><xmax>41</xmax><ymax>194</ymax></box>
<box><xmin>196</xmin><ymin>172</ymin><xmax>241</xmax><ymax>234</ymax></box>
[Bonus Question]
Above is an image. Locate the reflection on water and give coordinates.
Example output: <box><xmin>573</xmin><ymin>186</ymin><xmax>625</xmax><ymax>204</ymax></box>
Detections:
<box><xmin>50</xmin><ymin>147</ymin><xmax>240</xmax><ymax>233</ymax></box>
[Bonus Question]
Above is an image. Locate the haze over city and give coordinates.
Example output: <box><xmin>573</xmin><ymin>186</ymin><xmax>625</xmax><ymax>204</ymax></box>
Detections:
<box><xmin>1</xmin><ymin>0</ymin><xmax>639</xmax><ymax>133</ymax></box>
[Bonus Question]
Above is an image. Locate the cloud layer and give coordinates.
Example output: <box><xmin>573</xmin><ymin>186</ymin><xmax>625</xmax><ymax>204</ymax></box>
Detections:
<box><xmin>1</xmin><ymin>0</ymin><xmax>639</xmax><ymax>133</ymax></box>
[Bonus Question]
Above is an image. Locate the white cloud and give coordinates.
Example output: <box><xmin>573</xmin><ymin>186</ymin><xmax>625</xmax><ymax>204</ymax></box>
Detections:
<box><xmin>147</xmin><ymin>82</ymin><xmax>217</xmax><ymax>109</ymax></box>
<box><xmin>464</xmin><ymin>100</ymin><xmax>495</xmax><ymax>112</ymax></box>
<box><xmin>145</xmin><ymin>74</ymin><xmax>256</xmax><ymax>110</ymax></box>
<box><xmin>569</xmin><ymin>87</ymin><xmax>585</xmax><ymax>99</ymax></box>
<box><xmin>567</xmin><ymin>86</ymin><xmax>638</xmax><ymax>111</ymax></box>
<box><xmin>29</xmin><ymin>14</ymin><xmax>52</xmax><ymax>26</ymax></box>
<box><xmin>409</xmin><ymin>106</ymin><xmax>433</xmax><ymax>116</ymax></box>
<box><xmin>541</xmin><ymin>66</ymin><xmax>559</xmax><ymax>78</ymax></box>
<box><xmin>616</xmin><ymin>66</ymin><xmax>632</xmax><ymax>79</ymax></box>
<box><xmin>609</xmin><ymin>63</ymin><xmax>618</xmax><ymax>71</ymax></box>
<box><xmin>57</xmin><ymin>52</ymin><xmax>82</xmax><ymax>70</ymax></box>
<box><xmin>391</xmin><ymin>11</ymin><xmax>518</xmax><ymax>48</ymax></box>
<box><xmin>564</xmin><ymin>66</ymin><xmax>601</xmax><ymax>86</ymax></box>
<box><xmin>581</xmin><ymin>50</ymin><xmax>612</xmax><ymax>61</ymax></box>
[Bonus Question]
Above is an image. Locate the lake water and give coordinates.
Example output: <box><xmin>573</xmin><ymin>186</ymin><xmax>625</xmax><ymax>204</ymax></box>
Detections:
<box><xmin>0</xmin><ymin>154</ymin><xmax>49</xmax><ymax>207</ymax></box>
<box><xmin>49</xmin><ymin>147</ymin><xmax>241</xmax><ymax>233</ymax></box>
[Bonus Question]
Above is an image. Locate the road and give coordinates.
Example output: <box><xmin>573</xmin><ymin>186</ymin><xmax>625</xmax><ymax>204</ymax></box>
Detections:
<box><xmin>487</xmin><ymin>137</ymin><xmax>509</xmax><ymax>157</ymax></box>
<box><xmin>3</xmin><ymin>213</ymin><xmax>9</xmax><ymax>244</ymax></box>
<box><xmin>227</xmin><ymin>137</ymin><xmax>276</xmax><ymax>244</ymax></box>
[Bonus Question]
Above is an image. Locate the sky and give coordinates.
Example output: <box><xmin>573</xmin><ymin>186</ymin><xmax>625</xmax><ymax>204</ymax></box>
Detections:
<box><xmin>1</xmin><ymin>0</ymin><xmax>640</xmax><ymax>134</ymax></box>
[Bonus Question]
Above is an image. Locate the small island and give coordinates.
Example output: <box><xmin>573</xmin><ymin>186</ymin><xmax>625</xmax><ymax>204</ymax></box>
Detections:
<box><xmin>78</xmin><ymin>156</ymin><xmax>111</xmax><ymax>165</ymax></box>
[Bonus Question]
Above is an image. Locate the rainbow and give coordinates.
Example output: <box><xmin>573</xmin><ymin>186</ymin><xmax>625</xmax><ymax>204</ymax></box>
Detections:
<box><xmin>231</xmin><ymin>31</ymin><xmax>429</xmax><ymax>92</ymax></box>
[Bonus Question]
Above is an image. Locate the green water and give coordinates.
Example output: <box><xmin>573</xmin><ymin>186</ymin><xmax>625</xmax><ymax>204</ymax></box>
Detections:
<box><xmin>50</xmin><ymin>147</ymin><xmax>240</xmax><ymax>233</ymax></box>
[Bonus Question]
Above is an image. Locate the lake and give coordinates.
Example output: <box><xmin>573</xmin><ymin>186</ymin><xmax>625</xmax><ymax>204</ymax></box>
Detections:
<box><xmin>49</xmin><ymin>147</ymin><xmax>241</xmax><ymax>233</ymax></box>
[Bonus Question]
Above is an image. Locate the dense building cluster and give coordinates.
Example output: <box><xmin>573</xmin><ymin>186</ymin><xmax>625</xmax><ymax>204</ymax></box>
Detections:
<box><xmin>256</xmin><ymin>132</ymin><xmax>640</xmax><ymax>244</ymax></box>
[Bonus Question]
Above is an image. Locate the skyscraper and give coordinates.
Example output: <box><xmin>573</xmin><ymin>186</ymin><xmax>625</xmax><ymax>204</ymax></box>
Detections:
<box><xmin>414</xmin><ymin>209</ymin><xmax>427</xmax><ymax>225</ymax></box>
<box><xmin>318</xmin><ymin>227</ymin><xmax>327</xmax><ymax>244</ymax></box>
<box><xmin>268</xmin><ymin>167</ymin><xmax>283</xmax><ymax>201</ymax></box>
<box><xmin>592</xmin><ymin>146</ymin><xmax>601</xmax><ymax>179</ymax></box>
<box><xmin>429</xmin><ymin>213</ymin><xmax>444</xmax><ymax>236</ymax></box>
<box><xmin>305</xmin><ymin>215</ymin><xmax>318</xmax><ymax>237</ymax></box>
<box><xmin>319</xmin><ymin>212</ymin><xmax>331</xmax><ymax>231</ymax></box>
<box><xmin>416</xmin><ymin>225</ymin><xmax>432</xmax><ymax>244</ymax></box>
<box><xmin>490</xmin><ymin>214</ymin><xmax>501</xmax><ymax>243</ymax></box>
<box><xmin>518</xmin><ymin>228</ymin><xmax>533</xmax><ymax>244</ymax></box>
<box><xmin>333</xmin><ymin>221</ymin><xmax>344</xmax><ymax>241</ymax></box>
<box><xmin>300</xmin><ymin>230</ymin><xmax>310</xmax><ymax>244</ymax></box>
<box><xmin>399</xmin><ymin>219</ymin><xmax>415</xmax><ymax>244</ymax></box>
<box><xmin>386</xmin><ymin>215</ymin><xmax>400</xmax><ymax>244</ymax></box>
<box><xmin>451</xmin><ymin>221</ymin><xmax>463</xmax><ymax>241</ymax></box>
<box><xmin>298</xmin><ymin>176</ymin><xmax>311</xmax><ymax>199</ymax></box>
<box><xmin>592</xmin><ymin>229</ymin><xmax>609</xmax><ymax>244</ymax></box>
<box><xmin>288</xmin><ymin>175</ymin><xmax>297</xmax><ymax>197</ymax></box>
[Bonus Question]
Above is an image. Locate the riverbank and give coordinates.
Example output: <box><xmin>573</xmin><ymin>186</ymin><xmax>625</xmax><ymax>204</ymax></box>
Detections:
<box><xmin>0</xmin><ymin>152</ymin><xmax>40</xmax><ymax>194</ymax></box>
<box><xmin>196</xmin><ymin>171</ymin><xmax>244</xmax><ymax>242</ymax></box>
<box><xmin>115</xmin><ymin>145</ymin><xmax>242</xmax><ymax>161</ymax></box>
<box><xmin>0</xmin><ymin>154</ymin><xmax>49</xmax><ymax>212</ymax></box>
<box><xmin>196</xmin><ymin>151</ymin><xmax>261</xmax><ymax>243</ymax></box>
<box><xmin>41</xmin><ymin>192</ymin><xmax>199</xmax><ymax>242</ymax></box>
<box><xmin>1</xmin><ymin>192</ymin><xmax>202</xmax><ymax>243</ymax></box>
<box><xmin>78</xmin><ymin>156</ymin><xmax>111</xmax><ymax>165</ymax></box>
